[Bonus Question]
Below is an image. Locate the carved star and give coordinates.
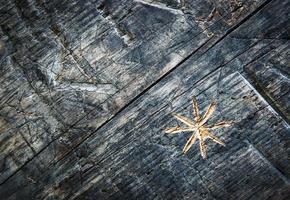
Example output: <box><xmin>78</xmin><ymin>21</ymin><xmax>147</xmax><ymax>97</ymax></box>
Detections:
<box><xmin>165</xmin><ymin>97</ymin><xmax>234</xmax><ymax>159</ymax></box>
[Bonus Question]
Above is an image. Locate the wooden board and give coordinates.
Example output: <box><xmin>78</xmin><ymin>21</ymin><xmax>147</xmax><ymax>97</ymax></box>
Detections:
<box><xmin>0</xmin><ymin>0</ymin><xmax>267</xmax><ymax>182</ymax></box>
<box><xmin>0</xmin><ymin>0</ymin><xmax>289</xmax><ymax>199</ymax></box>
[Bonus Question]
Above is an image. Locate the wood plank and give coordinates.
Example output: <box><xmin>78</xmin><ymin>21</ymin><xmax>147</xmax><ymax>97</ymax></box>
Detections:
<box><xmin>1</xmin><ymin>0</ymin><xmax>289</xmax><ymax>198</ymax></box>
<box><xmin>2</xmin><ymin>69</ymin><xmax>289</xmax><ymax>199</ymax></box>
<box><xmin>243</xmin><ymin>46</ymin><xmax>290</xmax><ymax>122</ymax></box>
<box><xmin>47</xmin><ymin>72</ymin><xmax>290</xmax><ymax>199</ymax></box>
<box><xmin>23</xmin><ymin>0</ymin><xmax>289</xmax><ymax>170</ymax></box>
<box><xmin>0</xmin><ymin>0</ymin><xmax>270</xmax><ymax>185</ymax></box>
<box><xmin>0</xmin><ymin>54</ymin><xmax>64</xmax><ymax>183</ymax></box>
<box><xmin>227</xmin><ymin>0</ymin><xmax>290</xmax><ymax>122</ymax></box>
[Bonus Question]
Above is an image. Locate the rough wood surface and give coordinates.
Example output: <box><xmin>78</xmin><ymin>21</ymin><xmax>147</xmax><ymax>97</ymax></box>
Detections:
<box><xmin>0</xmin><ymin>0</ymin><xmax>289</xmax><ymax>199</ymax></box>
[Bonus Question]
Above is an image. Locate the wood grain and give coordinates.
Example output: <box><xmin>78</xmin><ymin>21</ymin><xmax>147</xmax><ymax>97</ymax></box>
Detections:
<box><xmin>0</xmin><ymin>0</ymin><xmax>289</xmax><ymax>199</ymax></box>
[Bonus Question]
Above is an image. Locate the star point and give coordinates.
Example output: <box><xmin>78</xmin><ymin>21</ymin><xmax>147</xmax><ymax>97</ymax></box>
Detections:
<box><xmin>165</xmin><ymin>97</ymin><xmax>234</xmax><ymax>159</ymax></box>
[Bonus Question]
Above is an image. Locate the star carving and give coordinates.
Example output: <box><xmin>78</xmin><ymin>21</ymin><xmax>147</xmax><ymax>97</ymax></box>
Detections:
<box><xmin>165</xmin><ymin>97</ymin><xmax>234</xmax><ymax>159</ymax></box>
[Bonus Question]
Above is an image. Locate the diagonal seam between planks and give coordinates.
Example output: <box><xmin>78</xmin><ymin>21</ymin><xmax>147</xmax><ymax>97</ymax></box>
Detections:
<box><xmin>90</xmin><ymin>38</ymin><xmax>273</xmax><ymax>159</ymax></box>
<box><xmin>201</xmin><ymin>0</ymin><xmax>274</xmax><ymax>56</ymax></box>
<box><xmin>2</xmin><ymin>0</ymin><xmax>268</xmax><ymax>134</ymax></box>
<box><xmin>48</xmin><ymin>0</ymin><xmax>276</xmax><ymax>168</ymax></box>
<box><xmin>94</xmin><ymin>70</ymin><xmax>289</xmax><ymax>171</ymax></box>
<box><xmin>52</xmin><ymin>0</ymin><xmax>275</xmax><ymax>164</ymax></box>
<box><xmin>66</xmin><ymin>90</ymin><xmax>290</xmax><ymax>200</ymax></box>
<box><xmin>0</xmin><ymin>0</ymin><xmax>275</xmax><ymax>186</ymax></box>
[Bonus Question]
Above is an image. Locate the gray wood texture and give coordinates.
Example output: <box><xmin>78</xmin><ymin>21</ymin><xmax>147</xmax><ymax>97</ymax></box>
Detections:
<box><xmin>0</xmin><ymin>0</ymin><xmax>289</xmax><ymax>199</ymax></box>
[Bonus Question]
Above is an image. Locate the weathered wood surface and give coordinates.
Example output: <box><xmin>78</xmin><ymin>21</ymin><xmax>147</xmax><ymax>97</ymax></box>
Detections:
<box><xmin>0</xmin><ymin>0</ymin><xmax>267</xmax><ymax>183</ymax></box>
<box><xmin>0</xmin><ymin>0</ymin><xmax>289</xmax><ymax>199</ymax></box>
